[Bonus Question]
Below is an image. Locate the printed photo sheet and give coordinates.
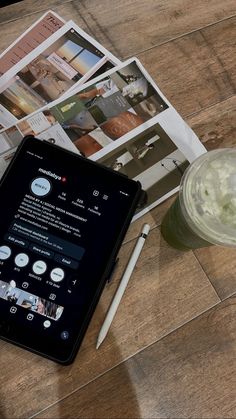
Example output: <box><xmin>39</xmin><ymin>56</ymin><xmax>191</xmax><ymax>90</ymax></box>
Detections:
<box><xmin>0</xmin><ymin>58</ymin><xmax>206</xmax><ymax>220</ymax></box>
<box><xmin>0</xmin><ymin>20</ymin><xmax>120</xmax><ymax>130</ymax></box>
<box><xmin>0</xmin><ymin>10</ymin><xmax>65</xmax><ymax>75</ymax></box>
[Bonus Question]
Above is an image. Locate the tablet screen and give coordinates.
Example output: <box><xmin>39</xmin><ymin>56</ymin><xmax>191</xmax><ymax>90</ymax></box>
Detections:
<box><xmin>0</xmin><ymin>137</ymin><xmax>140</xmax><ymax>363</ymax></box>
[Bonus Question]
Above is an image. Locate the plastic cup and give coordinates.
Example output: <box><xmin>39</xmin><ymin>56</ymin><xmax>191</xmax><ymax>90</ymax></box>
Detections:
<box><xmin>161</xmin><ymin>148</ymin><xmax>236</xmax><ymax>250</ymax></box>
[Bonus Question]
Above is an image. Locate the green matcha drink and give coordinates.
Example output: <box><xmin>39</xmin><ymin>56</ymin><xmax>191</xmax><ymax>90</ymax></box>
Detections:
<box><xmin>161</xmin><ymin>149</ymin><xmax>236</xmax><ymax>250</ymax></box>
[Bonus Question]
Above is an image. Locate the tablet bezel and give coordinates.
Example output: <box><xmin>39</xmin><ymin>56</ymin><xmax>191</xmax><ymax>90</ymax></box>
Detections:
<box><xmin>0</xmin><ymin>137</ymin><xmax>141</xmax><ymax>363</ymax></box>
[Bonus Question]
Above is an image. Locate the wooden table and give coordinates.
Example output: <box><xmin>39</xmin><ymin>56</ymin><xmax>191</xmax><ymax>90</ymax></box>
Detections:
<box><xmin>0</xmin><ymin>1</ymin><xmax>235</xmax><ymax>417</ymax></box>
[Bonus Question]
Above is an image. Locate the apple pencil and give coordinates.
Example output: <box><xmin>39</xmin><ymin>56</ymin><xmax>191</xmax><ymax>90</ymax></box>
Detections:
<box><xmin>96</xmin><ymin>223</ymin><xmax>150</xmax><ymax>349</ymax></box>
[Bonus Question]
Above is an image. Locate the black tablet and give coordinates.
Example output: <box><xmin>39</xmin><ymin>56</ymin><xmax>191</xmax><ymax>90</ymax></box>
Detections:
<box><xmin>0</xmin><ymin>137</ymin><xmax>141</xmax><ymax>364</ymax></box>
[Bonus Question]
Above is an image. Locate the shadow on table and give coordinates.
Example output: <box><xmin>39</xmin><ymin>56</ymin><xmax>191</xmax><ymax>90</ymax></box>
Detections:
<box><xmin>0</xmin><ymin>406</ymin><xmax>6</xmax><ymax>418</ymax></box>
<box><xmin>0</xmin><ymin>303</ymin><xmax>141</xmax><ymax>418</ymax></box>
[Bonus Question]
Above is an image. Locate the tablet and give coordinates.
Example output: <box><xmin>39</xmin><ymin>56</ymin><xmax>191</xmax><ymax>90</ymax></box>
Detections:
<box><xmin>0</xmin><ymin>137</ymin><xmax>141</xmax><ymax>364</ymax></box>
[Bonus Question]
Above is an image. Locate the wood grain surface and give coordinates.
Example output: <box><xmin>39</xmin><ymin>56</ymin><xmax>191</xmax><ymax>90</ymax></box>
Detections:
<box><xmin>138</xmin><ymin>17</ymin><xmax>236</xmax><ymax>116</ymax></box>
<box><xmin>63</xmin><ymin>0</ymin><xmax>236</xmax><ymax>59</ymax></box>
<box><xmin>194</xmin><ymin>245</ymin><xmax>236</xmax><ymax>301</ymax></box>
<box><xmin>189</xmin><ymin>96</ymin><xmax>236</xmax><ymax>151</ymax></box>
<box><xmin>36</xmin><ymin>296</ymin><xmax>236</xmax><ymax>419</ymax></box>
<box><xmin>0</xmin><ymin>0</ymin><xmax>235</xmax><ymax>417</ymax></box>
<box><xmin>0</xmin><ymin>0</ymin><xmax>73</xmax><ymax>24</ymax></box>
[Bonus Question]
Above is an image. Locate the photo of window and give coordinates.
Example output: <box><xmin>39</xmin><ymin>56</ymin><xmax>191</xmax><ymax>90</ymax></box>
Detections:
<box><xmin>0</xmin><ymin>28</ymin><xmax>108</xmax><ymax>120</ymax></box>
<box><xmin>0</xmin><ymin>76</ymin><xmax>47</xmax><ymax>118</ymax></box>
<box><xmin>56</xmin><ymin>38</ymin><xmax>102</xmax><ymax>76</ymax></box>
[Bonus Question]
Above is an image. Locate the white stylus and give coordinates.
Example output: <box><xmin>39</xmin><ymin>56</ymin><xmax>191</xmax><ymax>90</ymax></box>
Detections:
<box><xmin>96</xmin><ymin>223</ymin><xmax>150</xmax><ymax>349</ymax></box>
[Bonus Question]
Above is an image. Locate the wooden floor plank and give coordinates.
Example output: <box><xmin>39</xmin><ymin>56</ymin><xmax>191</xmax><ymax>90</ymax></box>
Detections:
<box><xmin>35</xmin><ymin>296</ymin><xmax>236</xmax><ymax>419</ymax></box>
<box><xmin>123</xmin><ymin>212</ymin><xmax>157</xmax><ymax>244</ymax></box>
<box><xmin>138</xmin><ymin>17</ymin><xmax>236</xmax><ymax>116</ymax></box>
<box><xmin>69</xmin><ymin>0</ymin><xmax>236</xmax><ymax>59</ymax></box>
<box><xmin>194</xmin><ymin>246</ymin><xmax>236</xmax><ymax>301</ymax></box>
<box><xmin>0</xmin><ymin>227</ymin><xmax>219</xmax><ymax>418</ymax></box>
<box><xmin>0</xmin><ymin>0</ymin><xmax>73</xmax><ymax>24</ymax></box>
<box><xmin>188</xmin><ymin>95</ymin><xmax>236</xmax><ymax>151</ymax></box>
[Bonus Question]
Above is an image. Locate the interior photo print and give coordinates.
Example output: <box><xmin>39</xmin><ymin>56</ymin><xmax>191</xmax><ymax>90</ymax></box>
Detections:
<box><xmin>99</xmin><ymin>123</ymin><xmax>189</xmax><ymax>215</ymax></box>
<box><xmin>0</xmin><ymin>126</ymin><xmax>23</xmax><ymax>156</ymax></box>
<box><xmin>47</xmin><ymin>61</ymin><xmax>169</xmax><ymax>157</ymax></box>
<box><xmin>0</xmin><ymin>29</ymin><xmax>107</xmax><ymax>119</ymax></box>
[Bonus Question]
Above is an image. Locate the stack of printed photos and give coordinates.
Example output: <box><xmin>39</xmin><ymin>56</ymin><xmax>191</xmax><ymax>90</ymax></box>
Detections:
<box><xmin>0</xmin><ymin>10</ymin><xmax>205</xmax><ymax>220</ymax></box>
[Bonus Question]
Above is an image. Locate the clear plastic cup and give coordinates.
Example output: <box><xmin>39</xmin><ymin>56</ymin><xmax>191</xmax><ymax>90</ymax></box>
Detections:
<box><xmin>161</xmin><ymin>148</ymin><xmax>236</xmax><ymax>250</ymax></box>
